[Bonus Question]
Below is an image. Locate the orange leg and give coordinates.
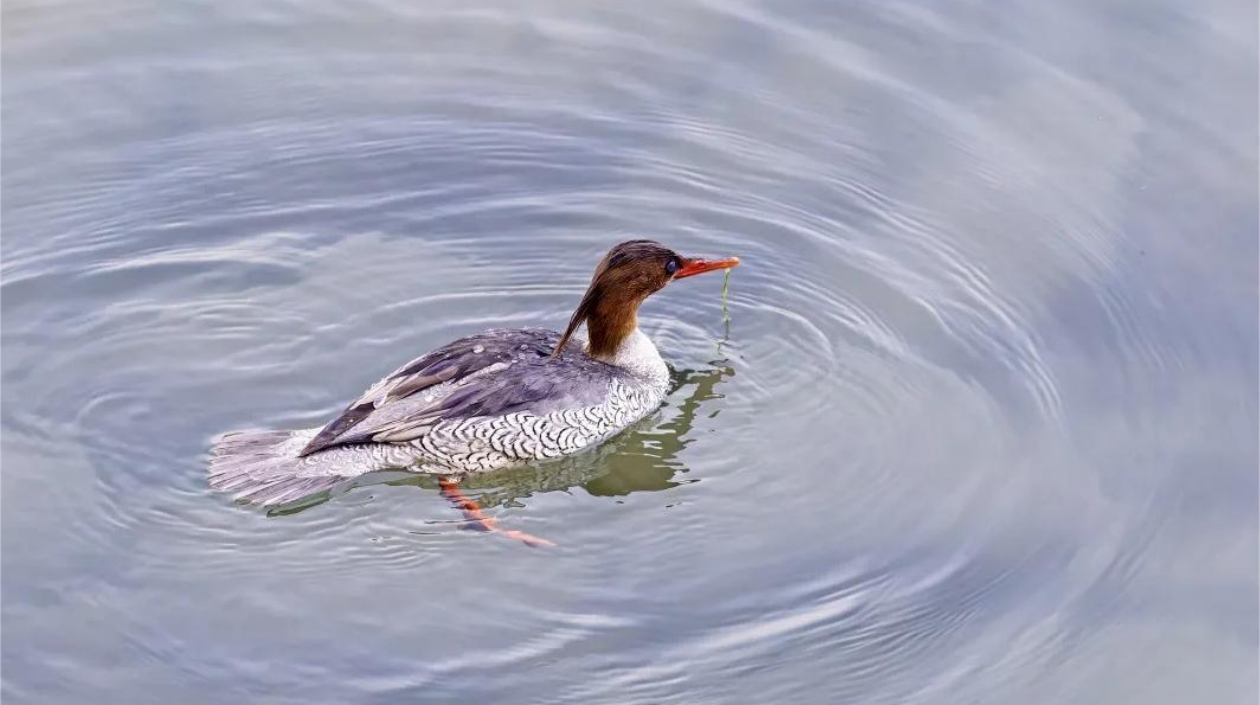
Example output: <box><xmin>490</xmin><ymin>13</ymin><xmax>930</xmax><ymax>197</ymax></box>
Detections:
<box><xmin>438</xmin><ymin>478</ymin><xmax>556</xmax><ymax>548</ymax></box>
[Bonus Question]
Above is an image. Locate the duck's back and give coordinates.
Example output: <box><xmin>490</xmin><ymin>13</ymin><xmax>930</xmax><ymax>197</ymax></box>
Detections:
<box><xmin>208</xmin><ymin>327</ymin><xmax>669</xmax><ymax>505</ymax></box>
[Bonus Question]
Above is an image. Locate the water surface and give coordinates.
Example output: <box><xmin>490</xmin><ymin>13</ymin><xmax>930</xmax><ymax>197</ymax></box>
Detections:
<box><xmin>3</xmin><ymin>1</ymin><xmax>1257</xmax><ymax>703</ymax></box>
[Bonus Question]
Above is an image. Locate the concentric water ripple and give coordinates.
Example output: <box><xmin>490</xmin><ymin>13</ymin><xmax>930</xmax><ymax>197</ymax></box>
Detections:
<box><xmin>4</xmin><ymin>0</ymin><xmax>1255</xmax><ymax>703</ymax></box>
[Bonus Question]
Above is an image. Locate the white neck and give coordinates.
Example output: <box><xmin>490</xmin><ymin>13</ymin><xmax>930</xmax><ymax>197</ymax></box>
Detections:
<box><xmin>587</xmin><ymin>327</ymin><xmax>669</xmax><ymax>384</ymax></box>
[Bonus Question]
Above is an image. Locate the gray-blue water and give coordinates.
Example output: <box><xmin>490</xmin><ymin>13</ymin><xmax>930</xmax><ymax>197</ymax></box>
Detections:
<box><xmin>3</xmin><ymin>1</ymin><xmax>1257</xmax><ymax>703</ymax></box>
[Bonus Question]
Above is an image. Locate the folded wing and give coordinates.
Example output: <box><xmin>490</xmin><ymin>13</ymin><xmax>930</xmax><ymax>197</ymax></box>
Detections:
<box><xmin>298</xmin><ymin>328</ymin><xmax>612</xmax><ymax>455</ymax></box>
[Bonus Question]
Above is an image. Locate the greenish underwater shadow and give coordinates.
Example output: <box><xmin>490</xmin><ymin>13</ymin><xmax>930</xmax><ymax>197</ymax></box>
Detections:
<box><xmin>268</xmin><ymin>359</ymin><xmax>736</xmax><ymax>516</ymax></box>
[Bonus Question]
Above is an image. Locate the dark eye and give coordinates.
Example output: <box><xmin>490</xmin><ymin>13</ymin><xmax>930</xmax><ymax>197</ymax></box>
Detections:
<box><xmin>665</xmin><ymin>258</ymin><xmax>679</xmax><ymax>275</ymax></box>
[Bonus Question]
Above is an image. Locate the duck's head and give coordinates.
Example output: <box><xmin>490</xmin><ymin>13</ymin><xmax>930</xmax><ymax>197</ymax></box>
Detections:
<box><xmin>553</xmin><ymin>240</ymin><xmax>740</xmax><ymax>360</ymax></box>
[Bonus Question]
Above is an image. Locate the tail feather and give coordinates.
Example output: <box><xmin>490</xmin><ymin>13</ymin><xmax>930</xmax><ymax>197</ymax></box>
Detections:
<box><xmin>208</xmin><ymin>429</ymin><xmax>349</xmax><ymax>507</ymax></box>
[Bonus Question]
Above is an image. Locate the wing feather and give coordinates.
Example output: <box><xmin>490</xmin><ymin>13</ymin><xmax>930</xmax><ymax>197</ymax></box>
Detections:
<box><xmin>298</xmin><ymin>328</ymin><xmax>612</xmax><ymax>455</ymax></box>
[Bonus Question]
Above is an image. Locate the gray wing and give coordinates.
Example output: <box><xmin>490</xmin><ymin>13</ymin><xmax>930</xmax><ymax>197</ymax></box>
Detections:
<box><xmin>298</xmin><ymin>328</ymin><xmax>614</xmax><ymax>454</ymax></box>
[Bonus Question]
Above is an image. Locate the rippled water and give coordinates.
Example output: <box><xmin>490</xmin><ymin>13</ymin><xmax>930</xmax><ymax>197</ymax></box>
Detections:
<box><xmin>3</xmin><ymin>1</ymin><xmax>1257</xmax><ymax>703</ymax></box>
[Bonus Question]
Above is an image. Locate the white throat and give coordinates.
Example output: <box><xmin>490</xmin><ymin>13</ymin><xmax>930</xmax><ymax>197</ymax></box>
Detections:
<box><xmin>587</xmin><ymin>327</ymin><xmax>669</xmax><ymax>384</ymax></box>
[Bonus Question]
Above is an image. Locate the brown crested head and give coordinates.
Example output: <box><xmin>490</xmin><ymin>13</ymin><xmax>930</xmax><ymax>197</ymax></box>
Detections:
<box><xmin>552</xmin><ymin>240</ymin><xmax>740</xmax><ymax>360</ymax></box>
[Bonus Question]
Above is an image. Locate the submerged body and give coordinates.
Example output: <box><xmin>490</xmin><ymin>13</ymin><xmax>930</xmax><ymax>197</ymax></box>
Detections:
<box><xmin>209</xmin><ymin>327</ymin><xmax>670</xmax><ymax>505</ymax></box>
<box><xmin>208</xmin><ymin>240</ymin><xmax>738</xmax><ymax>507</ymax></box>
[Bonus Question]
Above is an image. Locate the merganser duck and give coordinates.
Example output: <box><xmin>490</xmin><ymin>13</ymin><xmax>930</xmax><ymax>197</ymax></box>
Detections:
<box><xmin>208</xmin><ymin>240</ymin><xmax>739</xmax><ymax>526</ymax></box>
